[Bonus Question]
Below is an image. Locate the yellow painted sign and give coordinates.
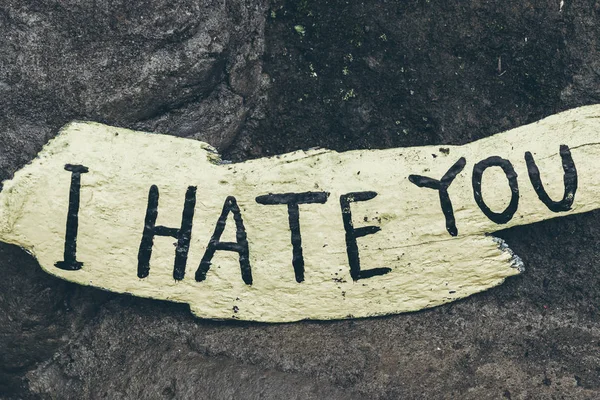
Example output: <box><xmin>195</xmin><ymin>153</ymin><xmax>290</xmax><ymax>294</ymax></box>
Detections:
<box><xmin>0</xmin><ymin>105</ymin><xmax>597</xmax><ymax>322</ymax></box>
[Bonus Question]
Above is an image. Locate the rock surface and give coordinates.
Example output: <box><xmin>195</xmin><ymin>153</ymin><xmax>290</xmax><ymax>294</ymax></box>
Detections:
<box><xmin>1</xmin><ymin>0</ymin><xmax>599</xmax><ymax>398</ymax></box>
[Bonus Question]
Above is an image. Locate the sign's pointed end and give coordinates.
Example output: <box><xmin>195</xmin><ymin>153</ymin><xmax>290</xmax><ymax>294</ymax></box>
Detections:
<box><xmin>491</xmin><ymin>236</ymin><xmax>525</xmax><ymax>273</ymax></box>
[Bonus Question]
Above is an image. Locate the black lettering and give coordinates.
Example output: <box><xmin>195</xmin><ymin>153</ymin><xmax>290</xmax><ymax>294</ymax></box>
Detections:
<box><xmin>340</xmin><ymin>191</ymin><xmax>391</xmax><ymax>281</ymax></box>
<box><xmin>137</xmin><ymin>185</ymin><xmax>197</xmax><ymax>280</ymax></box>
<box><xmin>408</xmin><ymin>157</ymin><xmax>466</xmax><ymax>236</ymax></box>
<box><xmin>55</xmin><ymin>164</ymin><xmax>89</xmax><ymax>271</ymax></box>
<box><xmin>472</xmin><ymin>156</ymin><xmax>519</xmax><ymax>224</ymax></box>
<box><xmin>525</xmin><ymin>145</ymin><xmax>577</xmax><ymax>212</ymax></box>
<box><xmin>195</xmin><ymin>196</ymin><xmax>252</xmax><ymax>285</ymax></box>
<box><xmin>256</xmin><ymin>191</ymin><xmax>329</xmax><ymax>283</ymax></box>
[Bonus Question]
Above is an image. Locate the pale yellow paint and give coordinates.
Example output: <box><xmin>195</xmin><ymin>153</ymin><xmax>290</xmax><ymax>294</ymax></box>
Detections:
<box><xmin>1</xmin><ymin>105</ymin><xmax>599</xmax><ymax>322</ymax></box>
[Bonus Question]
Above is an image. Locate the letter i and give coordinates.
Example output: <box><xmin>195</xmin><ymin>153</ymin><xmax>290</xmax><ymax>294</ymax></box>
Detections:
<box><xmin>55</xmin><ymin>164</ymin><xmax>89</xmax><ymax>271</ymax></box>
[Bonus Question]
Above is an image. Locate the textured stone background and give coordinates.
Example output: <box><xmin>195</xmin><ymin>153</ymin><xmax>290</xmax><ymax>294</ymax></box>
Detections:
<box><xmin>1</xmin><ymin>0</ymin><xmax>599</xmax><ymax>398</ymax></box>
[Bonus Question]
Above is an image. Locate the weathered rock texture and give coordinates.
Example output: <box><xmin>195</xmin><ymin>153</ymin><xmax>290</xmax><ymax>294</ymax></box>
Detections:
<box><xmin>1</xmin><ymin>0</ymin><xmax>599</xmax><ymax>398</ymax></box>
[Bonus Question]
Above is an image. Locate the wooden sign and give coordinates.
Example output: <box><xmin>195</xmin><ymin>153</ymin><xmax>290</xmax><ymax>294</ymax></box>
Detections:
<box><xmin>0</xmin><ymin>105</ymin><xmax>596</xmax><ymax>322</ymax></box>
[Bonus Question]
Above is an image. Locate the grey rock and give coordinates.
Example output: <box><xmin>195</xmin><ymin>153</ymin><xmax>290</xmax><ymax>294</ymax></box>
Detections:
<box><xmin>139</xmin><ymin>84</ymin><xmax>248</xmax><ymax>151</ymax></box>
<box><xmin>0</xmin><ymin>0</ymin><xmax>268</xmax><ymax>183</ymax></box>
<box><xmin>2</xmin><ymin>0</ymin><xmax>600</xmax><ymax>399</ymax></box>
